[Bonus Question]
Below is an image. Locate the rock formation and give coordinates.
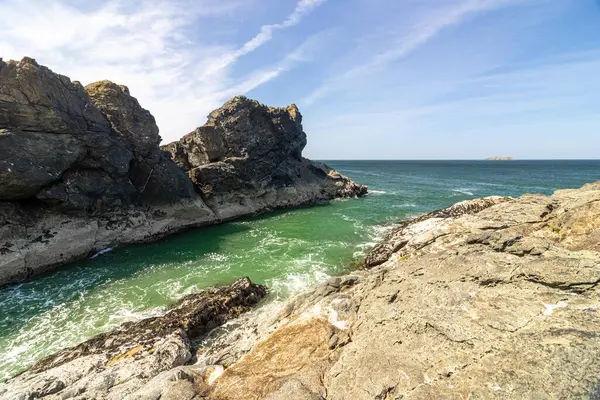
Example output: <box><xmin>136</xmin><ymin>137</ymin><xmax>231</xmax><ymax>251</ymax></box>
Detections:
<box><xmin>4</xmin><ymin>182</ymin><xmax>600</xmax><ymax>399</ymax></box>
<box><xmin>162</xmin><ymin>96</ymin><xmax>366</xmax><ymax>220</ymax></box>
<box><xmin>0</xmin><ymin>278</ymin><xmax>266</xmax><ymax>399</ymax></box>
<box><xmin>485</xmin><ymin>156</ymin><xmax>514</xmax><ymax>160</ymax></box>
<box><xmin>0</xmin><ymin>57</ymin><xmax>366</xmax><ymax>285</ymax></box>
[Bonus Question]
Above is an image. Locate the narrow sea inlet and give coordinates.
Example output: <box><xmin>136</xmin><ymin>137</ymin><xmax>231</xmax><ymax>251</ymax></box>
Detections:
<box><xmin>1</xmin><ymin>160</ymin><xmax>599</xmax><ymax>380</ymax></box>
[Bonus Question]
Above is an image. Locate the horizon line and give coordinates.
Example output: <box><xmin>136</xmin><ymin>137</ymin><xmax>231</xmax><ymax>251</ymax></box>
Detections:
<box><xmin>314</xmin><ymin>158</ymin><xmax>600</xmax><ymax>161</ymax></box>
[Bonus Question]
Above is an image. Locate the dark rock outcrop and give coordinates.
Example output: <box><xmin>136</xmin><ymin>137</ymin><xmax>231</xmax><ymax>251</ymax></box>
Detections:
<box><xmin>162</xmin><ymin>96</ymin><xmax>366</xmax><ymax>220</ymax></box>
<box><xmin>0</xmin><ymin>57</ymin><xmax>195</xmax><ymax>210</ymax></box>
<box><xmin>0</xmin><ymin>58</ymin><xmax>366</xmax><ymax>285</ymax></box>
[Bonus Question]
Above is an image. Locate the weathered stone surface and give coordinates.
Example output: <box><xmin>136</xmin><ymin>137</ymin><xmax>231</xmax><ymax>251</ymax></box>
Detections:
<box><xmin>162</xmin><ymin>96</ymin><xmax>367</xmax><ymax>220</ymax></box>
<box><xmin>0</xmin><ymin>57</ymin><xmax>189</xmax><ymax>209</ymax></box>
<box><xmin>4</xmin><ymin>183</ymin><xmax>600</xmax><ymax>398</ymax></box>
<box><xmin>85</xmin><ymin>80</ymin><xmax>159</xmax><ymax>157</ymax></box>
<box><xmin>0</xmin><ymin>130</ymin><xmax>86</xmax><ymax>199</ymax></box>
<box><xmin>0</xmin><ymin>58</ymin><xmax>365</xmax><ymax>285</ymax></box>
<box><xmin>0</xmin><ymin>278</ymin><xmax>266</xmax><ymax>400</ymax></box>
<box><xmin>365</xmin><ymin>196</ymin><xmax>513</xmax><ymax>268</ymax></box>
<box><xmin>0</xmin><ymin>57</ymin><xmax>109</xmax><ymax>134</ymax></box>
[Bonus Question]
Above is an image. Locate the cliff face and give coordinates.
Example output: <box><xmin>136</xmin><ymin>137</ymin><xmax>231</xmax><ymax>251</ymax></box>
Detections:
<box><xmin>0</xmin><ymin>58</ymin><xmax>195</xmax><ymax>209</ymax></box>
<box><xmin>0</xmin><ymin>58</ymin><xmax>366</xmax><ymax>285</ymax></box>
<box><xmin>4</xmin><ymin>182</ymin><xmax>600</xmax><ymax>399</ymax></box>
<box><xmin>162</xmin><ymin>96</ymin><xmax>366</xmax><ymax>220</ymax></box>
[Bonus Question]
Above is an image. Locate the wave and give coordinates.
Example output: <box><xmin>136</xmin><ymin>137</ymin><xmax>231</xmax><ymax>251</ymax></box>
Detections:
<box><xmin>267</xmin><ymin>267</ymin><xmax>330</xmax><ymax>299</ymax></box>
<box><xmin>452</xmin><ymin>188</ymin><xmax>474</xmax><ymax>196</ymax></box>
<box><xmin>368</xmin><ymin>190</ymin><xmax>387</xmax><ymax>195</ymax></box>
<box><xmin>392</xmin><ymin>203</ymin><xmax>416</xmax><ymax>208</ymax></box>
<box><xmin>338</xmin><ymin>169</ymin><xmax>382</xmax><ymax>177</ymax></box>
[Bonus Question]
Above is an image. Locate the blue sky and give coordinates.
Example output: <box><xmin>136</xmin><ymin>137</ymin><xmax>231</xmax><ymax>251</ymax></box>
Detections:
<box><xmin>1</xmin><ymin>0</ymin><xmax>599</xmax><ymax>159</ymax></box>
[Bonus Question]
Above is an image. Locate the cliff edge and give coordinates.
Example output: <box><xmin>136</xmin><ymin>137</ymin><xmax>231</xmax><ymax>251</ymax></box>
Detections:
<box><xmin>0</xmin><ymin>57</ymin><xmax>366</xmax><ymax>285</ymax></box>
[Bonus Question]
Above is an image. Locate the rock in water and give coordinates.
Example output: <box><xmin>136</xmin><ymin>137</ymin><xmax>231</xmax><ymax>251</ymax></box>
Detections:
<box><xmin>0</xmin><ymin>58</ymin><xmax>366</xmax><ymax>285</ymax></box>
<box><xmin>162</xmin><ymin>96</ymin><xmax>367</xmax><ymax>220</ymax></box>
<box><xmin>0</xmin><ymin>278</ymin><xmax>267</xmax><ymax>399</ymax></box>
<box><xmin>486</xmin><ymin>156</ymin><xmax>514</xmax><ymax>160</ymax></box>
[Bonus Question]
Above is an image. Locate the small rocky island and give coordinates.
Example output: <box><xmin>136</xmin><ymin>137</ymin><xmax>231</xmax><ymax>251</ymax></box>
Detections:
<box><xmin>0</xmin><ymin>57</ymin><xmax>366</xmax><ymax>285</ymax></box>
<box><xmin>486</xmin><ymin>156</ymin><xmax>514</xmax><ymax>160</ymax></box>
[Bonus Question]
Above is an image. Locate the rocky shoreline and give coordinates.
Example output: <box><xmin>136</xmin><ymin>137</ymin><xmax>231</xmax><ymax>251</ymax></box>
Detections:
<box><xmin>0</xmin><ymin>57</ymin><xmax>366</xmax><ymax>286</ymax></box>
<box><xmin>3</xmin><ymin>182</ymin><xmax>600</xmax><ymax>399</ymax></box>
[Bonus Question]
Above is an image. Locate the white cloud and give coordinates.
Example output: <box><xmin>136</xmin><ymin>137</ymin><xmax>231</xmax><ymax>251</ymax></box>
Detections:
<box><xmin>199</xmin><ymin>0</ymin><xmax>327</xmax><ymax>79</ymax></box>
<box><xmin>0</xmin><ymin>0</ymin><xmax>323</xmax><ymax>143</ymax></box>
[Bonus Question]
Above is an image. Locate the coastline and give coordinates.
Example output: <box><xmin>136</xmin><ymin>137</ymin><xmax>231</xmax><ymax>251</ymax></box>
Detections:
<box><xmin>0</xmin><ymin>58</ymin><xmax>366</xmax><ymax>287</ymax></box>
<box><xmin>4</xmin><ymin>181</ymin><xmax>600</xmax><ymax>399</ymax></box>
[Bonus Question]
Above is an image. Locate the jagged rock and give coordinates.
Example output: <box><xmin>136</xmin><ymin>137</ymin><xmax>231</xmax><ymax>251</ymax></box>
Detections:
<box><xmin>162</xmin><ymin>96</ymin><xmax>367</xmax><ymax>220</ymax></box>
<box><xmin>0</xmin><ymin>58</ymin><xmax>366</xmax><ymax>285</ymax></box>
<box><xmin>0</xmin><ymin>57</ymin><xmax>192</xmax><ymax>209</ymax></box>
<box><xmin>0</xmin><ymin>278</ymin><xmax>266</xmax><ymax>399</ymax></box>
<box><xmin>85</xmin><ymin>80</ymin><xmax>159</xmax><ymax>157</ymax></box>
<box><xmin>0</xmin><ymin>57</ymin><xmax>109</xmax><ymax>134</ymax></box>
<box><xmin>365</xmin><ymin>196</ymin><xmax>513</xmax><ymax>268</ymax></box>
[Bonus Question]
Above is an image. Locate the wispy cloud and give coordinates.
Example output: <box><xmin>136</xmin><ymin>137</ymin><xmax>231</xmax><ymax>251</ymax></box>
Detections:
<box><xmin>303</xmin><ymin>0</ymin><xmax>532</xmax><ymax>105</ymax></box>
<box><xmin>304</xmin><ymin>48</ymin><xmax>600</xmax><ymax>159</ymax></box>
<box><xmin>0</xmin><ymin>0</ymin><xmax>323</xmax><ymax>143</ymax></box>
<box><xmin>200</xmin><ymin>0</ymin><xmax>327</xmax><ymax>79</ymax></box>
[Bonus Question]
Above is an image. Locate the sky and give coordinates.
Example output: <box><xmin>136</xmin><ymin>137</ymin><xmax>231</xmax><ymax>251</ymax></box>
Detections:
<box><xmin>0</xmin><ymin>0</ymin><xmax>599</xmax><ymax>159</ymax></box>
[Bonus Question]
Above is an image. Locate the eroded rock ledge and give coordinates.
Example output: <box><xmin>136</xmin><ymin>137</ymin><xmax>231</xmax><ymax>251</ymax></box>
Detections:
<box><xmin>4</xmin><ymin>182</ymin><xmax>600</xmax><ymax>399</ymax></box>
<box><xmin>0</xmin><ymin>278</ymin><xmax>266</xmax><ymax>399</ymax></box>
<box><xmin>0</xmin><ymin>57</ymin><xmax>366</xmax><ymax>285</ymax></box>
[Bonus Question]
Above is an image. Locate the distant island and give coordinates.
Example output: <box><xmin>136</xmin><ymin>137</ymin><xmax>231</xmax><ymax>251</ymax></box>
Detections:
<box><xmin>486</xmin><ymin>156</ymin><xmax>514</xmax><ymax>160</ymax></box>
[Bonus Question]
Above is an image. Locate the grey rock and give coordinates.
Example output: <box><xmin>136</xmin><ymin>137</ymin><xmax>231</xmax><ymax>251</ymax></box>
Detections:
<box><xmin>162</xmin><ymin>96</ymin><xmax>367</xmax><ymax>219</ymax></box>
<box><xmin>0</xmin><ymin>57</ymin><xmax>109</xmax><ymax>134</ymax></box>
<box><xmin>0</xmin><ymin>278</ymin><xmax>266</xmax><ymax>399</ymax></box>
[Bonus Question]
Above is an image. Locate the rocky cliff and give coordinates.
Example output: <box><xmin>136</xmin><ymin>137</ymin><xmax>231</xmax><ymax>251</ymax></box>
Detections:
<box><xmin>0</xmin><ymin>57</ymin><xmax>366</xmax><ymax>285</ymax></box>
<box><xmin>161</xmin><ymin>96</ymin><xmax>366</xmax><ymax>220</ymax></box>
<box><xmin>4</xmin><ymin>182</ymin><xmax>600</xmax><ymax>399</ymax></box>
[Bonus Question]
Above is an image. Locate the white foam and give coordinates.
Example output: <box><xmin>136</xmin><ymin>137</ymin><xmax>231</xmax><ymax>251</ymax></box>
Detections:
<box><xmin>207</xmin><ymin>365</ymin><xmax>224</xmax><ymax>385</ymax></box>
<box><xmin>452</xmin><ymin>188</ymin><xmax>474</xmax><ymax>196</ymax></box>
<box><xmin>327</xmin><ymin>306</ymin><xmax>348</xmax><ymax>330</ymax></box>
<box><xmin>90</xmin><ymin>248</ymin><xmax>113</xmax><ymax>259</ymax></box>
<box><xmin>392</xmin><ymin>203</ymin><xmax>416</xmax><ymax>208</ymax></box>
<box><xmin>369</xmin><ymin>190</ymin><xmax>387</xmax><ymax>195</ymax></box>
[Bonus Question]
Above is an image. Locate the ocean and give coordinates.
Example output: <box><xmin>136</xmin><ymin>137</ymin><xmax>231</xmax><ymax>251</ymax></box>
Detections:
<box><xmin>0</xmin><ymin>160</ymin><xmax>599</xmax><ymax>380</ymax></box>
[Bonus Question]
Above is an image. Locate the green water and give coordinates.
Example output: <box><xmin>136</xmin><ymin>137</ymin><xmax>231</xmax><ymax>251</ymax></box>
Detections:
<box><xmin>1</xmin><ymin>160</ymin><xmax>599</xmax><ymax>380</ymax></box>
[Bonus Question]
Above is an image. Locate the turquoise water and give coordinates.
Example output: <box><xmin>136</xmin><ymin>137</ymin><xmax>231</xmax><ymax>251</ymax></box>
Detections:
<box><xmin>1</xmin><ymin>160</ymin><xmax>599</xmax><ymax>380</ymax></box>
